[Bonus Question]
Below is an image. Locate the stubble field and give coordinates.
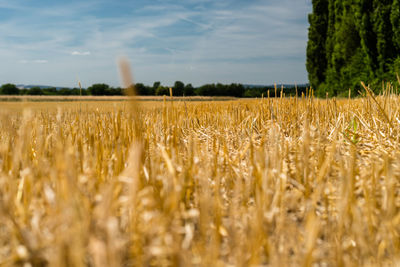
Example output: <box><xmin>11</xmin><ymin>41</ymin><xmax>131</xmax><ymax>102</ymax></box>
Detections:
<box><xmin>1</xmin><ymin>93</ymin><xmax>400</xmax><ymax>266</ymax></box>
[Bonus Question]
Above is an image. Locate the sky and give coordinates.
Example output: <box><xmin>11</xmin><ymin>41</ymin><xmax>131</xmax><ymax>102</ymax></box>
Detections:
<box><xmin>0</xmin><ymin>0</ymin><xmax>312</xmax><ymax>88</ymax></box>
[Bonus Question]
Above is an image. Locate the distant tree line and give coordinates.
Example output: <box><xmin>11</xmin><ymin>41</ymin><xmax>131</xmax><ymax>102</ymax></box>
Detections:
<box><xmin>0</xmin><ymin>84</ymin><xmax>90</xmax><ymax>96</ymax></box>
<box><xmin>0</xmin><ymin>82</ymin><xmax>308</xmax><ymax>98</ymax></box>
<box><xmin>307</xmin><ymin>0</ymin><xmax>400</xmax><ymax>97</ymax></box>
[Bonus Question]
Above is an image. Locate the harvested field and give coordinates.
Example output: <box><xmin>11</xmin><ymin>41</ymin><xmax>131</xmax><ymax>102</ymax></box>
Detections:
<box><xmin>1</xmin><ymin>93</ymin><xmax>400</xmax><ymax>266</ymax></box>
<box><xmin>0</xmin><ymin>95</ymin><xmax>236</xmax><ymax>102</ymax></box>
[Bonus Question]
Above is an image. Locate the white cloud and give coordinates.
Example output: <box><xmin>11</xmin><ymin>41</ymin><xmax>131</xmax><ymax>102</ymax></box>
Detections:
<box><xmin>71</xmin><ymin>51</ymin><xmax>91</xmax><ymax>56</ymax></box>
<box><xmin>34</xmin><ymin>59</ymin><xmax>48</xmax><ymax>64</ymax></box>
<box><xmin>0</xmin><ymin>1</ymin><xmax>312</xmax><ymax>87</ymax></box>
<box><xmin>18</xmin><ymin>59</ymin><xmax>48</xmax><ymax>64</ymax></box>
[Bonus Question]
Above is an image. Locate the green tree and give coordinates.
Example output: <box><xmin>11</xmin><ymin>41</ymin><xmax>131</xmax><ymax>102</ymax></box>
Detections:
<box><xmin>372</xmin><ymin>0</ymin><xmax>396</xmax><ymax>75</ymax></box>
<box><xmin>354</xmin><ymin>0</ymin><xmax>378</xmax><ymax>78</ymax></box>
<box><xmin>196</xmin><ymin>84</ymin><xmax>215</xmax><ymax>96</ymax></box>
<box><xmin>173</xmin><ymin>81</ymin><xmax>185</xmax><ymax>96</ymax></box>
<box><xmin>391</xmin><ymin>0</ymin><xmax>400</xmax><ymax>54</ymax></box>
<box><xmin>135</xmin><ymin>83</ymin><xmax>148</xmax><ymax>95</ymax></box>
<box><xmin>43</xmin><ymin>87</ymin><xmax>58</xmax><ymax>95</ymax></box>
<box><xmin>149</xmin><ymin>82</ymin><xmax>160</xmax><ymax>95</ymax></box>
<box><xmin>155</xmin><ymin>86</ymin><xmax>169</xmax><ymax>96</ymax></box>
<box><xmin>27</xmin><ymin>87</ymin><xmax>43</xmax><ymax>95</ymax></box>
<box><xmin>184</xmin><ymin>83</ymin><xmax>194</xmax><ymax>96</ymax></box>
<box><xmin>19</xmin><ymin>89</ymin><xmax>29</xmax><ymax>95</ymax></box>
<box><xmin>107</xmin><ymin>87</ymin><xmax>123</xmax><ymax>96</ymax></box>
<box><xmin>229</xmin><ymin>83</ymin><xmax>245</xmax><ymax>97</ymax></box>
<box><xmin>327</xmin><ymin>0</ymin><xmax>365</xmax><ymax>94</ymax></box>
<box><xmin>0</xmin><ymin>83</ymin><xmax>19</xmax><ymax>95</ymax></box>
<box><xmin>153</xmin><ymin>81</ymin><xmax>161</xmax><ymax>91</ymax></box>
<box><xmin>59</xmin><ymin>88</ymin><xmax>72</xmax><ymax>95</ymax></box>
<box><xmin>88</xmin><ymin>83</ymin><xmax>109</xmax><ymax>95</ymax></box>
<box><xmin>306</xmin><ymin>0</ymin><xmax>329</xmax><ymax>90</ymax></box>
<box><xmin>215</xmin><ymin>83</ymin><xmax>226</xmax><ymax>96</ymax></box>
<box><xmin>318</xmin><ymin>0</ymin><xmax>337</xmax><ymax>96</ymax></box>
<box><xmin>307</xmin><ymin>0</ymin><xmax>400</xmax><ymax>95</ymax></box>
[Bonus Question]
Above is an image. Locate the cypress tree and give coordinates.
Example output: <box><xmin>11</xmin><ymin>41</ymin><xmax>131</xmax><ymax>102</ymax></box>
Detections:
<box><xmin>322</xmin><ymin>0</ymin><xmax>336</xmax><ymax>96</ymax></box>
<box><xmin>391</xmin><ymin>0</ymin><xmax>400</xmax><ymax>51</ymax></box>
<box><xmin>354</xmin><ymin>0</ymin><xmax>378</xmax><ymax>76</ymax></box>
<box><xmin>306</xmin><ymin>0</ymin><xmax>329</xmax><ymax>90</ymax></box>
<box><xmin>307</xmin><ymin>0</ymin><xmax>400</xmax><ymax>94</ymax></box>
<box><xmin>325</xmin><ymin>0</ymin><xmax>363</xmax><ymax>94</ymax></box>
<box><xmin>391</xmin><ymin>0</ymin><xmax>400</xmax><ymax>74</ymax></box>
<box><xmin>372</xmin><ymin>0</ymin><xmax>395</xmax><ymax>75</ymax></box>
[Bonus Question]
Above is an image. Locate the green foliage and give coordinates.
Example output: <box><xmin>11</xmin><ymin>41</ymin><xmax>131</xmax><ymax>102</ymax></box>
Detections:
<box><xmin>241</xmin><ymin>85</ymin><xmax>309</xmax><ymax>98</ymax></box>
<box><xmin>308</xmin><ymin>0</ymin><xmax>400</xmax><ymax>96</ymax></box>
<box><xmin>0</xmin><ymin>82</ymin><xmax>252</xmax><ymax>97</ymax></box>
<box><xmin>354</xmin><ymin>0</ymin><xmax>377</xmax><ymax>79</ymax></box>
<box><xmin>107</xmin><ymin>87</ymin><xmax>123</xmax><ymax>96</ymax></box>
<box><xmin>42</xmin><ymin>87</ymin><xmax>58</xmax><ymax>95</ymax></box>
<box><xmin>59</xmin><ymin>88</ymin><xmax>74</xmax><ymax>95</ymax></box>
<box><xmin>196</xmin><ymin>84</ymin><xmax>215</xmax><ymax>96</ymax></box>
<box><xmin>306</xmin><ymin>0</ymin><xmax>329</xmax><ymax>89</ymax></box>
<box><xmin>27</xmin><ymin>87</ymin><xmax>44</xmax><ymax>95</ymax></box>
<box><xmin>229</xmin><ymin>83</ymin><xmax>245</xmax><ymax>97</ymax></box>
<box><xmin>343</xmin><ymin>117</ymin><xmax>360</xmax><ymax>144</ymax></box>
<box><xmin>153</xmin><ymin>81</ymin><xmax>161</xmax><ymax>90</ymax></box>
<box><xmin>131</xmin><ymin>83</ymin><xmax>154</xmax><ymax>95</ymax></box>
<box><xmin>391</xmin><ymin>0</ymin><xmax>400</xmax><ymax>50</ymax></box>
<box><xmin>0</xmin><ymin>83</ymin><xmax>19</xmax><ymax>95</ymax></box>
<box><xmin>243</xmin><ymin>87</ymin><xmax>272</xmax><ymax>98</ymax></box>
<box><xmin>195</xmin><ymin>83</ymin><xmax>244</xmax><ymax>97</ymax></box>
<box><xmin>135</xmin><ymin>83</ymin><xmax>148</xmax><ymax>95</ymax></box>
<box><xmin>88</xmin><ymin>83</ymin><xmax>110</xmax><ymax>95</ymax></box>
<box><xmin>155</xmin><ymin>86</ymin><xmax>169</xmax><ymax>96</ymax></box>
<box><xmin>184</xmin><ymin>83</ymin><xmax>195</xmax><ymax>96</ymax></box>
<box><xmin>372</xmin><ymin>0</ymin><xmax>396</xmax><ymax>74</ymax></box>
<box><xmin>87</xmin><ymin>84</ymin><xmax>122</xmax><ymax>95</ymax></box>
<box><xmin>55</xmin><ymin>87</ymin><xmax>87</xmax><ymax>96</ymax></box>
<box><xmin>173</xmin><ymin>81</ymin><xmax>185</xmax><ymax>96</ymax></box>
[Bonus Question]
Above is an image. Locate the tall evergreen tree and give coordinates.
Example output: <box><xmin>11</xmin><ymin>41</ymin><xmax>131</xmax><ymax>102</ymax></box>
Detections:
<box><xmin>307</xmin><ymin>0</ymin><xmax>400</xmax><ymax>95</ymax></box>
<box><xmin>306</xmin><ymin>0</ymin><xmax>329</xmax><ymax>90</ymax></box>
<box><xmin>339</xmin><ymin>1</ymin><xmax>366</xmax><ymax>92</ymax></box>
<box><xmin>322</xmin><ymin>0</ymin><xmax>337</xmax><ymax>96</ymax></box>
<box><xmin>391</xmin><ymin>0</ymin><xmax>400</xmax><ymax>51</ymax></box>
<box><xmin>391</xmin><ymin>0</ymin><xmax>400</xmax><ymax>74</ymax></box>
<box><xmin>372</xmin><ymin>0</ymin><xmax>395</xmax><ymax>75</ymax></box>
<box><xmin>354</xmin><ymin>0</ymin><xmax>378</xmax><ymax>76</ymax></box>
<box><xmin>325</xmin><ymin>0</ymin><xmax>363</xmax><ymax>94</ymax></box>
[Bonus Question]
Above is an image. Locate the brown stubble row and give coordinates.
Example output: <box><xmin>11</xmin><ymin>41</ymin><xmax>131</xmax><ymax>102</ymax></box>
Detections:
<box><xmin>0</xmin><ymin>91</ymin><xmax>400</xmax><ymax>266</ymax></box>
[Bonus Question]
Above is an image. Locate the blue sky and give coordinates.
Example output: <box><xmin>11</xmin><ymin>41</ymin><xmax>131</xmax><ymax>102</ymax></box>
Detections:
<box><xmin>0</xmin><ymin>0</ymin><xmax>312</xmax><ymax>88</ymax></box>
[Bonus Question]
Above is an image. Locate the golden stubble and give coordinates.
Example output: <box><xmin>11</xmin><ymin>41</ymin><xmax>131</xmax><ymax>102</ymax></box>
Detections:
<box><xmin>1</xmin><ymin>83</ymin><xmax>400</xmax><ymax>266</ymax></box>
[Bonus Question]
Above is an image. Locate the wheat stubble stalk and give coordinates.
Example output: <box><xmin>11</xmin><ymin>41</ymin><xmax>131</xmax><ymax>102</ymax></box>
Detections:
<box><xmin>1</xmin><ymin>79</ymin><xmax>400</xmax><ymax>266</ymax></box>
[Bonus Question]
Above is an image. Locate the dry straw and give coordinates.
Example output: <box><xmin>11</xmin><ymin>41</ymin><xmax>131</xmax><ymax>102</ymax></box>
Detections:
<box><xmin>0</xmin><ymin>79</ymin><xmax>400</xmax><ymax>266</ymax></box>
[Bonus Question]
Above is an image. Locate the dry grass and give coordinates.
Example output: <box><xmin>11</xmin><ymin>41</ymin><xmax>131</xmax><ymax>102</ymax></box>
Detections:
<box><xmin>1</xmin><ymin>92</ymin><xmax>400</xmax><ymax>266</ymax></box>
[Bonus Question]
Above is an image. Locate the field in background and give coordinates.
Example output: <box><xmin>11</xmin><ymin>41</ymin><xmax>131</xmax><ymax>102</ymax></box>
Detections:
<box><xmin>1</xmin><ymin>95</ymin><xmax>400</xmax><ymax>266</ymax></box>
<box><xmin>0</xmin><ymin>95</ymin><xmax>236</xmax><ymax>102</ymax></box>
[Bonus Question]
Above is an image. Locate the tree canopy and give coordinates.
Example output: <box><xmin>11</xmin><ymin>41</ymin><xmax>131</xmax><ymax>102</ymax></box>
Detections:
<box><xmin>0</xmin><ymin>83</ymin><xmax>19</xmax><ymax>95</ymax></box>
<box><xmin>307</xmin><ymin>0</ymin><xmax>400</xmax><ymax>96</ymax></box>
<box><xmin>0</xmin><ymin>82</ymin><xmax>307</xmax><ymax>98</ymax></box>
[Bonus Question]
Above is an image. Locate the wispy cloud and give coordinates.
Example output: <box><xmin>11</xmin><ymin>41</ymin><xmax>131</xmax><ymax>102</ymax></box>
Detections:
<box><xmin>34</xmin><ymin>59</ymin><xmax>48</xmax><ymax>64</ymax></box>
<box><xmin>0</xmin><ymin>0</ymin><xmax>312</xmax><ymax>87</ymax></box>
<box><xmin>18</xmin><ymin>59</ymin><xmax>48</xmax><ymax>64</ymax></box>
<box><xmin>71</xmin><ymin>51</ymin><xmax>91</xmax><ymax>56</ymax></box>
